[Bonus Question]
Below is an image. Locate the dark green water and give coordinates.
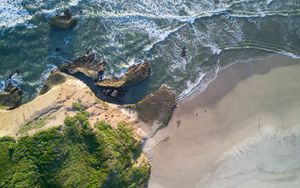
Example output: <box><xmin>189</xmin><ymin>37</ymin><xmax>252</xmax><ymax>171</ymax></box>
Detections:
<box><xmin>0</xmin><ymin>0</ymin><xmax>299</xmax><ymax>103</ymax></box>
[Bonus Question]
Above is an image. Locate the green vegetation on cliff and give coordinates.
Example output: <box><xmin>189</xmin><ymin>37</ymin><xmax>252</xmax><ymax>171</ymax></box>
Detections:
<box><xmin>0</xmin><ymin>111</ymin><xmax>150</xmax><ymax>188</ymax></box>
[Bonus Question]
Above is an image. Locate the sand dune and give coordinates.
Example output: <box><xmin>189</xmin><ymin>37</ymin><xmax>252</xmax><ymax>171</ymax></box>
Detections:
<box><xmin>149</xmin><ymin>54</ymin><xmax>300</xmax><ymax>188</ymax></box>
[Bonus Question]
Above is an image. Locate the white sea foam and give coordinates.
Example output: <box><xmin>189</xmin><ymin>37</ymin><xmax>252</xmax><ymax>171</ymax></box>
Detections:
<box><xmin>143</xmin><ymin>25</ymin><xmax>185</xmax><ymax>52</ymax></box>
<box><xmin>0</xmin><ymin>72</ymin><xmax>23</xmax><ymax>92</ymax></box>
<box><xmin>0</xmin><ymin>80</ymin><xmax>5</xmax><ymax>92</ymax></box>
<box><xmin>0</xmin><ymin>0</ymin><xmax>82</xmax><ymax>29</ymax></box>
<box><xmin>114</xmin><ymin>58</ymin><xmax>138</xmax><ymax>78</ymax></box>
<box><xmin>223</xmin><ymin>46</ymin><xmax>300</xmax><ymax>59</ymax></box>
<box><xmin>69</xmin><ymin>0</ymin><xmax>80</xmax><ymax>6</ymax></box>
<box><xmin>10</xmin><ymin>73</ymin><xmax>23</xmax><ymax>87</ymax></box>
<box><xmin>178</xmin><ymin>64</ymin><xmax>220</xmax><ymax>100</ymax></box>
<box><xmin>0</xmin><ymin>0</ymin><xmax>32</xmax><ymax>28</ymax></box>
<box><xmin>1</xmin><ymin>0</ymin><xmax>300</xmax><ymax>102</ymax></box>
<box><xmin>36</xmin><ymin>64</ymin><xmax>57</xmax><ymax>93</ymax></box>
<box><xmin>210</xmin><ymin>45</ymin><xmax>222</xmax><ymax>55</ymax></box>
<box><xmin>179</xmin><ymin>73</ymin><xmax>206</xmax><ymax>99</ymax></box>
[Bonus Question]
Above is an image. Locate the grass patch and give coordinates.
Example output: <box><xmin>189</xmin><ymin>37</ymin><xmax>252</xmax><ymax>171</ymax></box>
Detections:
<box><xmin>20</xmin><ymin>115</ymin><xmax>56</xmax><ymax>134</ymax></box>
<box><xmin>72</xmin><ymin>101</ymin><xmax>86</xmax><ymax>111</ymax></box>
<box><xmin>0</xmin><ymin>105</ymin><xmax>9</xmax><ymax>110</ymax></box>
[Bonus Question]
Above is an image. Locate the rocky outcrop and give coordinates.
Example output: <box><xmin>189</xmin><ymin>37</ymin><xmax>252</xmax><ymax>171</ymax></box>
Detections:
<box><xmin>59</xmin><ymin>52</ymin><xmax>150</xmax><ymax>99</ymax></box>
<box><xmin>39</xmin><ymin>71</ymin><xmax>66</xmax><ymax>95</ymax></box>
<box><xmin>49</xmin><ymin>9</ymin><xmax>77</xmax><ymax>30</ymax></box>
<box><xmin>59</xmin><ymin>52</ymin><xmax>105</xmax><ymax>80</ymax></box>
<box><xmin>131</xmin><ymin>84</ymin><xmax>176</xmax><ymax>137</ymax></box>
<box><xmin>0</xmin><ymin>84</ymin><xmax>23</xmax><ymax>110</ymax></box>
<box><xmin>96</xmin><ymin>62</ymin><xmax>150</xmax><ymax>88</ymax></box>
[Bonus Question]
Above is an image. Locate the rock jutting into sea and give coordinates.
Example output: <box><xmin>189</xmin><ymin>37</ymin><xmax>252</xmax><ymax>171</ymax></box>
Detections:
<box><xmin>96</xmin><ymin>62</ymin><xmax>151</xmax><ymax>88</ymax></box>
<box><xmin>130</xmin><ymin>84</ymin><xmax>177</xmax><ymax>137</ymax></box>
<box><xmin>59</xmin><ymin>52</ymin><xmax>151</xmax><ymax>99</ymax></box>
<box><xmin>97</xmin><ymin>62</ymin><xmax>151</xmax><ymax>99</ymax></box>
<box><xmin>49</xmin><ymin>9</ymin><xmax>77</xmax><ymax>30</ymax></box>
<box><xmin>39</xmin><ymin>71</ymin><xmax>66</xmax><ymax>95</ymax></box>
<box><xmin>0</xmin><ymin>73</ymin><xmax>23</xmax><ymax>110</ymax></box>
<box><xmin>59</xmin><ymin>51</ymin><xmax>106</xmax><ymax>80</ymax></box>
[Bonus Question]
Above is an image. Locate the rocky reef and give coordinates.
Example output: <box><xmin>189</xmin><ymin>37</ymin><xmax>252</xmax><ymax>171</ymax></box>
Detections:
<box><xmin>49</xmin><ymin>9</ymin><xmax>77</xmax><ymax>30</ymax></box>
<box><xmin>39</xmin><ymin>71</ymin><xmax>66</xmax><ymax>95</ymax></box>
<box><xmin>96</xmin><ymin>62</ymin><xmax>150</xmax><ymax>88</ymax></box>
<box><xmin>59</xmin><ymin>51</ymin><xmax>105</xmax><ymax>80</ymax></box>
<box><xmin>0</xmin><ymin>73</ymin><xmax>23</xmax><ymax>110</ymax></box>
<box><xmin>59</xmin><ymin>52</ymin><xmax>150</xmax><ymax>99</ymax></box>
<box><xmin>0</xmin><ymin>86</ymin><xmax>22</xmax><ymax>110</ymax></box>
<box><xmin>131</xmin><ymin>84</ymin><xmax>177</xmax><ymax>136</ymax></box>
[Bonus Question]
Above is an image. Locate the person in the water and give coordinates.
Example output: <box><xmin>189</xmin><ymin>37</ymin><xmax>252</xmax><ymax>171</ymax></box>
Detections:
<box><xmin>181</xmin><ymin>47</ymin><xmax>187</xmax><ymax>58</ymax></box>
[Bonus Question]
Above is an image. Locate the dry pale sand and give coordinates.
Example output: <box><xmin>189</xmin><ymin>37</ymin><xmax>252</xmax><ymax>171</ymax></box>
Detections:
<box><xmin>0</xmin><ymin>74</ymin><xmax>146</xmax><ymax>140</ymax></box>
<box><xmin>148</xmin><ymin>54</ymin><xmax>300</xmax><ymax>188</ymax></box>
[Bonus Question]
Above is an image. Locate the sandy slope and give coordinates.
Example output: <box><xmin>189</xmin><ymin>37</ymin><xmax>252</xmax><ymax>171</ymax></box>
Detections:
<box><xmin>0</xmin><ymin>74</ymin><xmax>145</xmax><ymax>140</ymax></box>
<box><xmin>149</xmin><ymin>54</ymin><xmax>300</xmax><ymax>188</ymax></box>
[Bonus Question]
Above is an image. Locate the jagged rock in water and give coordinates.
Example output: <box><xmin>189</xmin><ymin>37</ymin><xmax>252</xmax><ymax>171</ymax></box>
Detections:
<box><xmin>96</xmin><ymin>62</ymin><xmax>150</xmax><ymax>88</ymax></box>
<box><xmin>130</xmin><ymin>84</ymin><xmax>176</xmax><ymax>137</ymax></box>
<box><xmin>49</xmin><ymin>9</ymin><xmax>77</xmax><ymax>30</ymax></box>
<box><xmin>59</xmin><ymin>52</ymin><xmax>105</xmax><ymax>80</ymax></box>
<box><xmin>39</xmin><ymin>71</ymin><xmax>66</xmax><ymax>95</ymax></box>
<box><xmin>0</xmin><ymin>84</ymin><xmax>23</xmax><ymax>110</ymax></box>
<box><xmin>181</xmin><ymin>47</ymin><xmax>187</xmax><ymax>58</ymax></box>
<box><xmin>101</xmin><ymin>88</ymin><xmax>120</xmax><ymax>98</ymax></box>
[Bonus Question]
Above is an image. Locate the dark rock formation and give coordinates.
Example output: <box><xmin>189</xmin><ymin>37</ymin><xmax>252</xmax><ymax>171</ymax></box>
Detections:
<box><xmin>100</xmin><ymin>88</ymin><xmax>123</xmax><ymax>98</ymax></box>
<box><xmin>49</xmin><ymin>9</ymin><xmax>77</xmax><ymax>30</ymax></box>
<box><xmin>130</xmin><ymin>84</ymin><xmax>176</xmax><ymax>137</ymax></box>
<box><xmin>96</xmin><ymin>62</ymin><xmax>150</xmax><ymax>88</ymax></box>
<box><xmin>59</xmin><ymin>52</ymin><xmax>150</xmax><ymax>99</ymax></box>
<box><xmin>39</xmin><ymin>71</ymin><xmax>66</xmax><ymax>95</ymax></box>
<box><xmin>181</xmin><ymin>47</ymin><xmax>187</xmax><ymax>58</ymax></box>
<box><xmin>59</xmin><ymin>52</ymin><xmax>106</xmax><ymax>80</ymax></box>
<box><xmin>0</xmin><ymin>84</ymin><xmax>23</xmax><ymax>110</ymax></box>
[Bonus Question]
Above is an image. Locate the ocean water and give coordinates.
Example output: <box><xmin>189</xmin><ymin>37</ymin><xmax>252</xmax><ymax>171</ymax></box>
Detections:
<box><xmin>0</xmin><ymin>0</ymin><xmax>299</xmax><ymax>103</ymax></box>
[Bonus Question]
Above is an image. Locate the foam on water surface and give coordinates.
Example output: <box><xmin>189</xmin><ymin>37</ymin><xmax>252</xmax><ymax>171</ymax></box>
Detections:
<box><xmin>0</xmin><ymin>0</ymin><xmax>299</xmax><ymax>102</ymax></box>
<box><xmin>0</xmin><ymin>0</ymin><xmax>32</xmax><ymax>28</ymax></box>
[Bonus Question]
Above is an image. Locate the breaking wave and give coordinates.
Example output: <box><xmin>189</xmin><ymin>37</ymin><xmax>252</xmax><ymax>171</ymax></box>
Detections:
<box><xmin>0</xmin><ymin>0</ymin><xmax>299</xmax><ymax>101</ymax></box>
<box><xmin>0</xmin><ymin>73</ymin><xmax>23</xmax><ymax>92</ymax></box>
<box><xmin>0</xmin><ymin>0</ymin><xmax>32</xmax><ymax>28</ymax></box>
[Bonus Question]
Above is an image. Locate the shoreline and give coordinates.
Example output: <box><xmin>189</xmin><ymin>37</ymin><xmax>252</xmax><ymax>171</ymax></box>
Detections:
<box><xmin>180</xmin><ymin>53</ymin><xmax>298</xmax><ymax>103</ymax></box>
<box><xmin>183</xmin><ymin>53</ymin><xmax>299</xmax><ymax>105</ymax></box>
<box><xmin>149</xmin><ymin>54</ymin><xmax>300</xmax><ymax>188</ymax></box>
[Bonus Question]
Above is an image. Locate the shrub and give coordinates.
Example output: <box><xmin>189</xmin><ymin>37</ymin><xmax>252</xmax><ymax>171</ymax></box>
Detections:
<box><xmin>0</xmin><ymin>111</ymin><xmax>150</xmax><ymax>187</ymax></box>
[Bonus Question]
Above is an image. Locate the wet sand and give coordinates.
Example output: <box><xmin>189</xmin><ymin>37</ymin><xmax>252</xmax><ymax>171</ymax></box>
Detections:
<box><xmin>148</xmin><ymin>54</ymin><xmax>300</xmax><ymax>188</ymax></box>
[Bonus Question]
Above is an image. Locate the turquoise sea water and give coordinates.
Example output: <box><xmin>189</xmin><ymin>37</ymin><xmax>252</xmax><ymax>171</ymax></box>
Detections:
<box><xmin>0</xmin><ymin>0</ymin><xmax>299</xmax><ymax>103</ymax></box>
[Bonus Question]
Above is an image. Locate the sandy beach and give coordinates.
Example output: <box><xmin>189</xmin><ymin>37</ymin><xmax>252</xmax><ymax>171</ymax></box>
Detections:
<box><xmin>148</xmin><ymin>54</ymin><xmax>300</xmax><ymax>188</ymax></box>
